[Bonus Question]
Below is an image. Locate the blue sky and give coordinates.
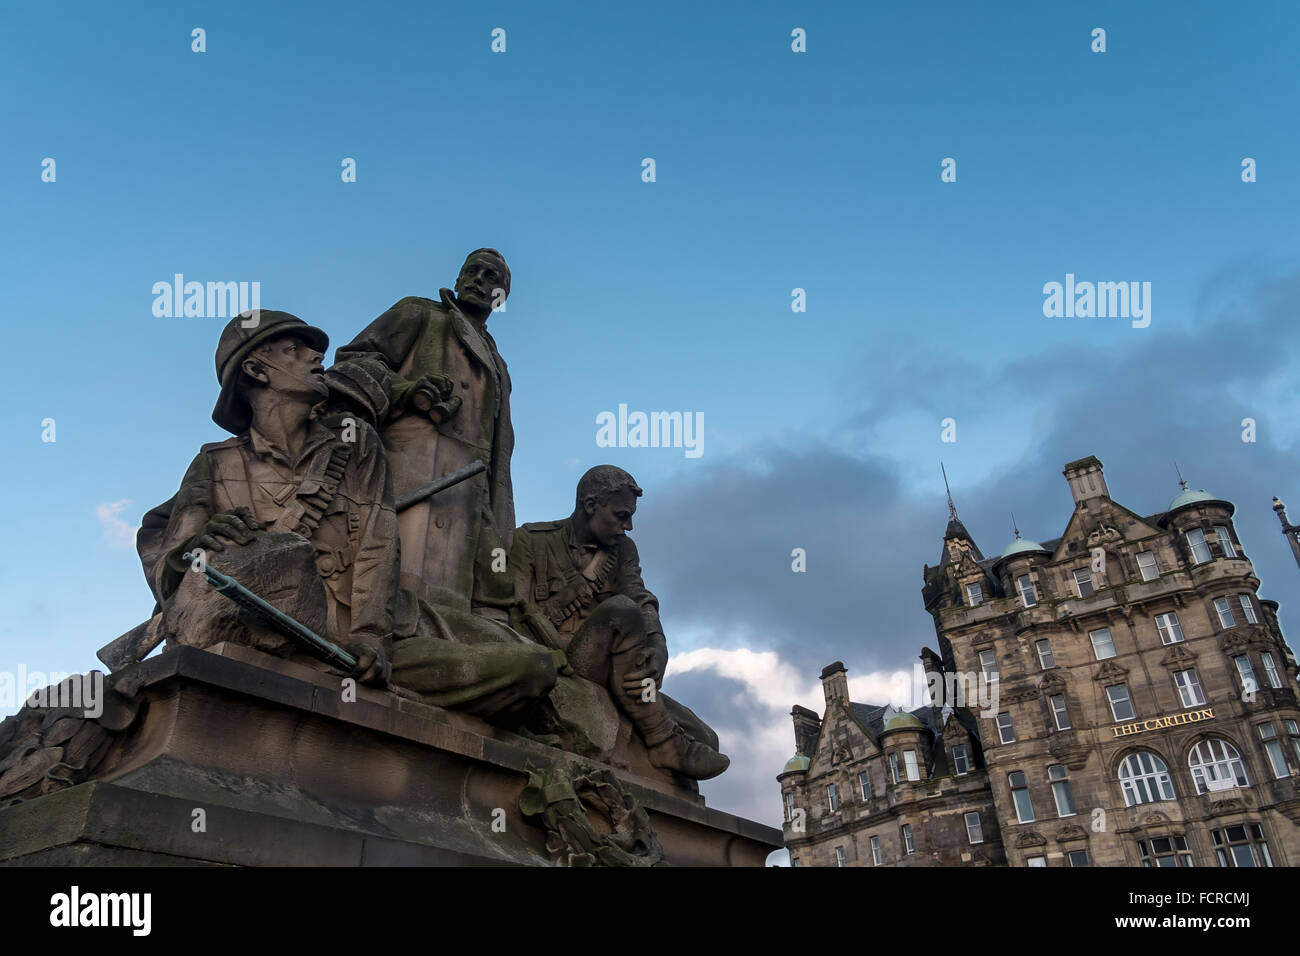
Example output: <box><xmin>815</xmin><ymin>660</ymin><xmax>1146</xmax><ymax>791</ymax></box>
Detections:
<box><xmin>2</xmin><ymin>0</ymin><xmax>1299</xmax><ymax>826</ymax></box>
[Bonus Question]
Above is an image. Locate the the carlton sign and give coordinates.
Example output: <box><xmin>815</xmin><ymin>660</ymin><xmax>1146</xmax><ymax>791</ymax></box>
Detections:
<box><xmin>1110</xmin><ymin>707</ymin><xmax>1215</xmax><ymax>739</ymax></box>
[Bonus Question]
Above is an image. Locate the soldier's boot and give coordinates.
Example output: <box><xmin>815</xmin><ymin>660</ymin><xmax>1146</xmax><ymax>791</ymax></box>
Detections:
<box><xmin>610</xmin><ymin>640</ymin><xmax>730</xmax><ymax>781</ymax></box>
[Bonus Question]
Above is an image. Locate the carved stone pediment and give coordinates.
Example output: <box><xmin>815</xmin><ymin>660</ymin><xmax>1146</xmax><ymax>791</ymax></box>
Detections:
<box><xmin>1048</xmin><ymin>733</ymin><xmax>1090</xmax><ymax>770</ymax></box>
<box><xmin>1160</xmin><ymin>643</ymin><xmax>1197</xmax><ymax>667</ymax></box>
<box><xmin>942</xmin><ymin>714</ymin><xmax>969</xmax><ymax>741</ymax></box>
<box><xmin>1056</xmin><ymin>824</ymin><xmax>1089</xmax><ymax>843</ymax></box>
<box><xmin>1219</xmin><ymin>631</ymin><xmax>1252</xmax><ymax>656</ymax></box>
<box><xmin>1038</xmin><ymin>672</ymin><xmax>1067</xmax><ymax>694</ymax></box>
<box><xmin>1001</xmin><ymin>684</ymin><xmax>1039</xmax><ymax>704</ymax></box>
<box><xmin>1015</xmin><ymin>830</ymin><xmax>1046</xmax><ymax>849</ymax></box>
<box><xmin>1094</xmin><ymin>659</ymin><xmax>1129</xmax><ymax>682</ymax></box>
<box><xmin>1139</xmin><ymin>811</ymin><xmax>1172</xmax><ymax>828</ymax></box>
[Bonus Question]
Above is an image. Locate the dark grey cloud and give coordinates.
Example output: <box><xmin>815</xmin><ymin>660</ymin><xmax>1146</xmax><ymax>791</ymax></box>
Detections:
<box><xmin>631</xmin><ymin>265</ymin><xmax>1300</xmax><ymax>825</ymax></box>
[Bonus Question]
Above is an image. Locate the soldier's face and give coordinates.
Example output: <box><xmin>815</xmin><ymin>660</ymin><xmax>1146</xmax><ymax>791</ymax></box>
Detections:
<box><xmin>455</xmin><ymin>258</ymin><xmax>508</xmax><ymax>313</ymax></box>
<box><xmin>587</xmin><ymin>490</ymin><xmax>637</xmax><ymax>547</ymax></box>
<box><xmin>252</xmin><ymin>334</ymin><xmax>328</xmax><ymax>400</ymax></box>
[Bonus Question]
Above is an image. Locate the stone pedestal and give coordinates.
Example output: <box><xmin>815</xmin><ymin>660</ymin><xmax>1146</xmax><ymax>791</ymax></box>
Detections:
<box><xmin>0</xmin><ymin>645</ymin><xmax>779</xmax><ymax>866</ymax></box>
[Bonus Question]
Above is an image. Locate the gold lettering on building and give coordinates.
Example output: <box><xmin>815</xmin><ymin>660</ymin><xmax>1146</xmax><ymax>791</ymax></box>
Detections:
<box><xmin>1110</xmin><ymin>708</ymin><xmax>1214</xmax><ymax>738</ymax></box>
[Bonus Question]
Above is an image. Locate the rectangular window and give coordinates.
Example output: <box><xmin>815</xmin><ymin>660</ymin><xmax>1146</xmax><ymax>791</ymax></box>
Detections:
<box><xmin>888</xmin><ymin>752</ymin><xmax>899</xmax><ymax>785</ymax></box>
<box><xmin>1136</xmin><ymin>550</ymin><xmax>1160</xmax><ymax>581</ymax></box>
<box><xmin>1050</xmin><ymin>694</ymin><xmax>1071</xmax><ymax>730</ymax></box>
<box><xmin>1138</xmin><ymin>836</ymin><xmax>1194</xmax><ymax>868</ymax></box>
<box><xmin>835</xmin><ymin>846</ymin><xmax>846</xmax><ymax>867</ymax></box>
<box><xmin>1174</xmin><ymin>669</ymin><xmax>1207</xmax><ymax>707</ymax></box>
<box><xmin>1285</xmin><ymin>720</ymin><xmax>1300</xmax><ymax>766</ymax></box>
<box><xmin>902</xmin><ymin>824</ymin><xmax>914</xmax><ymax>855</ymax></box>
<box><xmin>1155</xmin><ymin>611</ymin><xmax>1184</xmax><ymax>644</ymax></box>
<box><xmin>1049</xmin><ymin>764</ymin><xmax>1076</xmax><ymax>817</ymax></box>
<box><xmin>952</xmin><ymin>744</ymin><xmax>970</xmax><ymax>775</ymax></box>
<box><xmin>784</xmin><ymin>792</ymin><xmax>795</xmax><ymax>821</ymax></box>
<box><xmin>1089</xmin><ymin>627</ymin><xmax>1116</xmax><ymax>660</ymax></box>
<box><xmin>1187</xmin><ymin>528</ymin><xmax>1212</xmax><ymax>564</ymax></box>
<box><xmin>1009</xmin><ymin>770</ymin><xmax>1035</xmax><ymax>823</ymax></box>
<box><xmin>978</xmin><ymin>648</ymin><xmax>998</xmax><ymax>679</ymax></box>
<box><xmin>1073</xmin><ymin>568</ymin><xmax>1095</xmax><ymax>598</ymax></box>
<box><xmin>996</xmin><ymin>712</ymin><xmax>1016</xmax><ymax>744</ymax></box>
<box><xmin>858</xmin><ymin>770</ymin><xmax>870</xmax><ymax>801</ymax></box>
<box><xmin>1262</xmin><ymin>653</ymin><xmax>1283</xmax><ymax>689</ymax></box>
<box><xmin>1106</xmin><ymin>684</ymin><xmax>1135</xmax><ymax>722</ymax></box>
<box><xmin>1214</xmin><ymin>525</ymin><xmax>1238</xmax><ymax>558</ymax></box>
<box><xmin>1212</xmin><ymin>824</ymin><xmax>1274</xmax><ymax>867</ymax></box>
<box><xmin>1234</xmin><ymin>656</ymin><xmax>1258</xmax><ymax>695</ymax></box>
<box><xmin>1215</xmin><ymin>596</ymin><xmax>1236</xmax><ymax>629</ymax></box>
<box><xmin>827</xmin><ymin>783</ymin><xmax>839</xmax><ymax>812</ymax></box>
<box><xmin>870</xmin><ymin>835</ymin><xmax>881</xmax><ymax>866</ymax></box>
<box><xmin>964</xmin><ymin>811</ymin><xmax>983</xmax><ymax>844</ymax></box>
<box><xmin>966</xmin><ymin>582</ymin><xmax>983</xmax><ymax>607</ymax></box>
<box><xmin>1239</xmin><ymin>594</ymin><xmax>1259</xmax><ymax>625</ymax></box>
<box><xmin>1017</xmin><ymin>574</ymin><xmax>1038</xmax><ymax>607</ymax></box>
<box><xmin>1258</xmin><ymin>724</ymin><xmax>1290</xmax><ymax>779</ymax></box>
<box><xmin>1026</xmin><ymin>856</ymin><xmax>1047</xmax><ymax>867</ymax></box>
<box><xmin>1035</xmin><ymin>639</ymin><xmax>1055</xmax><ymax>670</ymax></box>
<box><xmin>903</xmin><ymin>750</ymin><xmax>920</xmax><ymax>782</ymax></box>
<box><xmin>1067</xmin><ymin>849</ymin><xmax>1090</xmax><ymax>867</ymax></box>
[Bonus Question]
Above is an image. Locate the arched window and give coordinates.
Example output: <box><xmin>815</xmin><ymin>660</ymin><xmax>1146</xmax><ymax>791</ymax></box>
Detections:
<box><xmin>1118</xmin><ymin>751</ymin><xmax>1176</xmax><ymax>807</ymax></box>
<box><xmin>1189</xmin><ymin>738</ymin><xmax>1249</xmax><ymax>793</ymax></box>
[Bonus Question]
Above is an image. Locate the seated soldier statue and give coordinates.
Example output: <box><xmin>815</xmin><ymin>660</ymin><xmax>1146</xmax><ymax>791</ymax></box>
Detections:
<box><xmin>140</xmin><ymin>311</ymin><xmax>559</xmax><ymax>725</ymax></box>
<box><xmin>511</xmin><ymin>465</ymin><xmax>729</xmax><ymax>780</ymax></box>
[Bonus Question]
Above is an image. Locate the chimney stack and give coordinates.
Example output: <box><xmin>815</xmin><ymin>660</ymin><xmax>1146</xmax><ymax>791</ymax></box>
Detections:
<box><xmin>820</xmin><ymin>661</ymin><xmax>849</xmax><ymax>706</ymax></box>
<box><xmin>1063</xmin><ymin>456</ymin><xmax>1109</xmax><ymax>508</ymax></box>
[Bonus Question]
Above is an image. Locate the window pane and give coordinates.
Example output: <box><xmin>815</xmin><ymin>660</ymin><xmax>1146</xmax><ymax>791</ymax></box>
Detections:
<box><xmin>1239</xmin><ymin>595</ymin><xmax>1258</xmax><ymax>624</ymax></box>
<box><xmin>1090</xmin><ymin>628</ymin><xmax>1116</xmax><ymax>660</ymax></box>
<box><xmin>1107</xmin><ymin>684</ymin><xmax>1135</xmax><ymax>721</ymax></box>
<box><xmin>1215</xmin><ymin>597</ymin><xmax>1236</xmax><ymax>628</ymax></box>
<box><xmin>997</xmin><ymin>713</ymin><xmax>1015</xmax><ymax>743</ymax></box>
<box><xmin>1215</xmin><ymin>526</ymin><xmax>1238</xmax><ymax>558</ymax></box>
<box><xmin>1036</xmin><ymin>640</ymin><xmax>1054</xmax><ymax>669</ymax></box>
<box><xmin>1051</xmin><ymin>694</ymin><xmax>1071</xmax><ymax>730</ymax></box>
<box><xmin>1155</xmin><ymin>612</ymin><xmax>1184</xmax><ymax>644</ymax></box>
<box><xmin>903</xmin><ymin>750</ymin><xmax>920</xmax><ymax>781</ymax></box>
<box><xmin>1074</xmin><ymin>568</ymin><xmax>1095</xmax><ymax>597</ymax></box>
<box><xmin>1137</xmin><ymin>551</ymin><xmax>1159</xmax><ymax>581</ymax></box>
<box><xmin>1188</xmin><ymin>529</ymin><xmax>1212</xmax><ymax>564</ymax></box>
<box><xmin>967</xmin><ymin>582</ymin><xmax>983</xmax><ymax>606</ymax></box>
<box><xmin>1018</xmin><ymin>574</ymin><xmax>1038</xmax><ymax>607</ymax></box>
<box><xmin>1263</xmin><ymin>654</ymin><xmax>1283</xmax><ymax>689</ymax></box>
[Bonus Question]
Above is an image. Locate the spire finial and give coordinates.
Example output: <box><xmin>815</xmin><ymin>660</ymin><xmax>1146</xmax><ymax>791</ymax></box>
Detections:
<box><xmin>1174</xmin><ymin>460</ymin><xmax>1188</xmax><ymax>492</ymax></box>
<box><xmin>941</xmin><ymin>462</ymin><xmax>957</xmax><ymax>521</ymax></box>
<box><xmin>1011</xmin><ymin>512</ymin><xmax>1021</xmax><ymax>540</ymax></box>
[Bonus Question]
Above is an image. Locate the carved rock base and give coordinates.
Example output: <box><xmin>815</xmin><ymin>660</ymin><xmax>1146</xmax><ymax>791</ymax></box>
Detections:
<box><xmin>0</xmin><ymin>645</ymin><xmax>779</xmax><ymax>867</ymax></box>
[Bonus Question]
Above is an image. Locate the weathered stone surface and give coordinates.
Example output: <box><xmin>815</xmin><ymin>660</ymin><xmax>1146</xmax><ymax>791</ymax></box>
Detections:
<box><xmin>162</xmin><ymin>532</ymin><xmax>326</xmax><ymax>658</ymax></box>
<box><xmin>0</xmin><ymin>646</ymin><xmax>780</xmax><ymax>866</ymax></box>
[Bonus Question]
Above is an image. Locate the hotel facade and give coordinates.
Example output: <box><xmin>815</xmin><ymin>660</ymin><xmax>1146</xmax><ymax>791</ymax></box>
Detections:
<box><xmin>779</xmin><ymin>456</ymin><xmax>1300</xmax><ymax>867</ymax></box>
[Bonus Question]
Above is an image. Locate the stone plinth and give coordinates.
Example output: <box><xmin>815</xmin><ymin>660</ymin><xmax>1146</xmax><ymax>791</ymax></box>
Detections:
<box><xmin>0</xmin><ymin>644</ymin><xmax>779</xmax><ymax>867</ymax></box>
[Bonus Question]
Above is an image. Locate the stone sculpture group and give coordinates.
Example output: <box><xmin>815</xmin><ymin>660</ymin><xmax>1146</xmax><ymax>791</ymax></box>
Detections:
<box><xmin>120</xmin><ymin>249</ymin><xmax>726</xmax><ymax>779</ymax></box>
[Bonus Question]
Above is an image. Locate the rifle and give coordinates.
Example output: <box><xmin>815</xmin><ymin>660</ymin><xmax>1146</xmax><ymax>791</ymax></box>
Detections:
<box><xmin>182</xmin><ymin>552</ymin><xmax>359</xmax><ymax>670</ymax></box>
<box><xmin>395</xmin><ymin>460</ymin><xmax>486</xmax><ymax>511</ymax></box>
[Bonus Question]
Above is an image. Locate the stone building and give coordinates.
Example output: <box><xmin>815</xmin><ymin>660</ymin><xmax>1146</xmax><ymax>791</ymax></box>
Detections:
<box><xmin>781</xmin><ymin>456</ymin><xmax>1300</xmax><ymax>867</ymax></box>
<box><xmin>778</xmin><ymin>662</ymin><xmax>1005</xmax><ymax>867</ymax></box>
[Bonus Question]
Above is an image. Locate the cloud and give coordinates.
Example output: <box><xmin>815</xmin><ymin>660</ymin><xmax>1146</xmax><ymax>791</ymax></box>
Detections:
<box><xmin>96</xmin><ymin>499</ymin><xmax>138</xmax><ymax>549</ymax></box>
<box><xmin>665</xmin><ymin>645</ymin><xmax>919</xmax><ymax>827</ymax></box>
<box><xmin>637</xmin><ymin>264</ymin><xmax>1300</xmax><ymax>828</ymax></box>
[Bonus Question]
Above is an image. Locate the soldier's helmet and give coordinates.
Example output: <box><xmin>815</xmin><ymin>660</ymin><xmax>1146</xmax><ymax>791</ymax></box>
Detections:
<box><xmin>212</xmin><ymin>310</ymin><xmax>329</xmax><ymax>435</ymax></box>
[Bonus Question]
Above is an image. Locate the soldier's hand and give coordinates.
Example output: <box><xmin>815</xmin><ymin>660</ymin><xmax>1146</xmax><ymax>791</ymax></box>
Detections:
<box><xmin>344</xmin><ymin>641</ymin><xmax>391</xmax><ymax>688</ymax></box>
<box><xmin>623</xmin><ymin>645</ymin><xmax>668</xmax><ymax>693</ymax></box>
<box><xmin>193</xmin><ymin>508</ymin><xmax>264</xmax><ymax>552</ymax></box>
